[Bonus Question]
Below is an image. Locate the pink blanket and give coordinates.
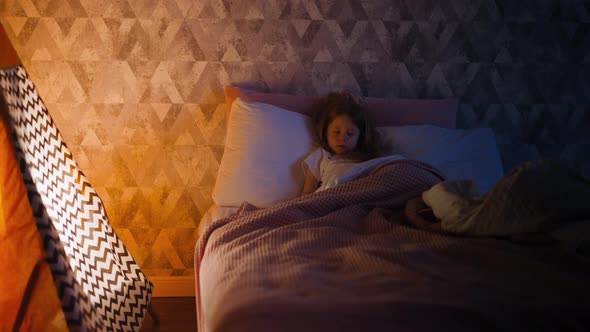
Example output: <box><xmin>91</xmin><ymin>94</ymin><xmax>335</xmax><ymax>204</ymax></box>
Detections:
<box><xmin>195</xmin><ymin>160</ymin><xmax>590</xmax><ymax>332</ymax></box>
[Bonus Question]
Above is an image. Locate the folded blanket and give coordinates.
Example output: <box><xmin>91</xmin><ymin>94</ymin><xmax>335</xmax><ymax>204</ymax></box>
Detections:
<box><xmin>408</xmin><ymin>161</ymin><xmax>590</xmax><ymax>251</ymax></box>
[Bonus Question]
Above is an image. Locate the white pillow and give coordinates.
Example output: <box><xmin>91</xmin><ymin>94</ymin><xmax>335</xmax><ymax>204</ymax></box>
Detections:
<box><xmin>212</xmin><ymin>98</ymin><xmax>315</xmax><ymax>207</ymax></box>
<box><xmin>378</xmin><ymin>125</ymin><xmax>504</xmax><ymax>193</ymax></box>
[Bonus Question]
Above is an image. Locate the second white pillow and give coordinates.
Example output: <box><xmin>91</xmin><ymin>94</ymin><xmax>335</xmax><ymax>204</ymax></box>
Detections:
<box><xmin>379</xmin><ymin>125</ymin><xmax>504</xmax><ymax>193</ymax></box>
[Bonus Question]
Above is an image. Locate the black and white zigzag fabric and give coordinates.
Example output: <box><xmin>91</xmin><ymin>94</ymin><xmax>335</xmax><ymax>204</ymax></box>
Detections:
<box><xmin>0</xmin><ymin>65</ymin><xmax>153</xmax><ymax>331</ymax></box>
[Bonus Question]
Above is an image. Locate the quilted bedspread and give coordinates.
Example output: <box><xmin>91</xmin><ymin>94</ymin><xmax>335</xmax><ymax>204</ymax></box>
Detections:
<box><xmin>195</xmin><ymin>160</ymin><xmax>590</xmax><ymax>332</ymax></box>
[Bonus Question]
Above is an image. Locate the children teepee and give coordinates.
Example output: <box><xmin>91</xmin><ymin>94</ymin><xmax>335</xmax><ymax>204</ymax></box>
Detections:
<box><xmin>0</xmin><ymin>22</ymin><xmax>153</xmax><ymax>332</ymax></box>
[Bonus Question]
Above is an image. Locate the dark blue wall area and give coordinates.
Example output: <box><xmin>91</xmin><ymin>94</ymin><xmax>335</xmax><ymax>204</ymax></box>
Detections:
<box><xmin>239</xmin><ymin>0</ymin><xmax>590</xmax><ymax>173</ymax></box>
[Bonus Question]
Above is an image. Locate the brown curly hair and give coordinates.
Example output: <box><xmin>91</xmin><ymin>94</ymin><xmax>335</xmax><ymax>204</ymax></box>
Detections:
<box><xmin>311</xmin><ymin>92</ymin><xmax>383</xmax><ymax>161</ymax></box>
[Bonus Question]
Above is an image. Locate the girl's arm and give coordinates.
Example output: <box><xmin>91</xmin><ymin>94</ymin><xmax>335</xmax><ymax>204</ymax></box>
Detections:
<box><xmin>301</xmin><ymin>164</ymin><xmax>319</xmax><ymax>195</ymax></box>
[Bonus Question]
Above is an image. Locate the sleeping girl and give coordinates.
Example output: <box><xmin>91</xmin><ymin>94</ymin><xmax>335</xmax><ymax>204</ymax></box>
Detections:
<box><xmin>301</xmin><ymin>92</ymin><xmax>404</xmax><ymax>195</ymax></box>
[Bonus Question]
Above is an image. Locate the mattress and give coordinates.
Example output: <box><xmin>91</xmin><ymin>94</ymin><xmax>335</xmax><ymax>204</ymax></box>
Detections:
<box><xmin>197</xmin><ymin>204</ymin><xmax>238</xmax><ymax>237</ymax></box>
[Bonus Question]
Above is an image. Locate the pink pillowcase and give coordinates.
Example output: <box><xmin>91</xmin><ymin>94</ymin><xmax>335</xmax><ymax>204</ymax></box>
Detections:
<box><xmin>225</xmin><ymin>86</ymin><xmax>459</xmax><ymax>128</ymax></box>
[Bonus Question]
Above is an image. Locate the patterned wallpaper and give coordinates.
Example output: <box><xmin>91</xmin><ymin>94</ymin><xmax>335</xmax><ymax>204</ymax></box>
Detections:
<box><xmin>1</xmin><ymin>0</ymin><xmax>589</xmax><ymax>277</ymax></box>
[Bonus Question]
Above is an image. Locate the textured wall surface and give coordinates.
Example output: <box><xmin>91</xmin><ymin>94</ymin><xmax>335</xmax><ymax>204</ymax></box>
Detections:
<box><xmin>1</xmin><ymin>0</ymin><xmax>589</xmax><ymax>277</ymax></box>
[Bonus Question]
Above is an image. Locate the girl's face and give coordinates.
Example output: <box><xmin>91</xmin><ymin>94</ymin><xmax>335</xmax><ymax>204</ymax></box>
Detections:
<box><xmin>326</xmin><ymin>114</ymin><xmax>360</xmax><ymax>155</ymax></box>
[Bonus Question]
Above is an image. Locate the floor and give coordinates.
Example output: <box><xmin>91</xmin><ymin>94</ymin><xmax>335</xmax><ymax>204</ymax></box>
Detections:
<box><xmin>140</xmin><ymin>297</ymin><xmax>197</xmax><ymax>332</ymax></box>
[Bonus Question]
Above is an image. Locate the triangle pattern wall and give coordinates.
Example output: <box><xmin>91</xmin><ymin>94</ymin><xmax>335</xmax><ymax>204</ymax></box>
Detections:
<box><xmin>2</xmin><ymin>0</ymin><xmax>589</xmax><ymax>277</ymax></box>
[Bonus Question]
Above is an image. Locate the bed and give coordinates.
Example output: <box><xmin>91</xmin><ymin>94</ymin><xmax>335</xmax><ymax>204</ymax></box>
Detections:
<box><xmin>194</xmin><ymin>87</ymin><xmax>590</xmax><ymax>332</ymax></box>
